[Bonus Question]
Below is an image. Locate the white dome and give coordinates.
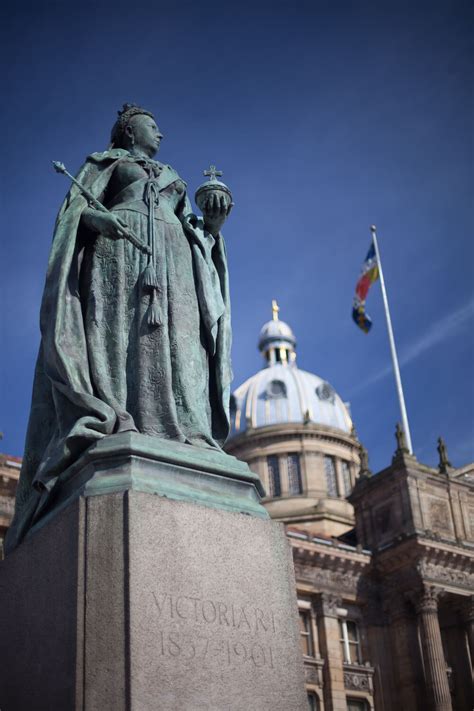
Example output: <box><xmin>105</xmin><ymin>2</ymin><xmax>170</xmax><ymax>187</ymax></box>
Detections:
<box><xmin>229</xmin><ymin>304</ymin><xmax>353</xmax><ymax>438</ymax></box>
<box><xmin>229</xmin><ymin>363</ymin><xmax>353</xmax><ymax>437</ymax></box>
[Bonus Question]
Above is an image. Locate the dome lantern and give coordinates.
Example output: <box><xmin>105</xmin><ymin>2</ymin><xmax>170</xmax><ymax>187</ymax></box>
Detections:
<box><xmin>258</xmin><ymin>300</ymin><xmax>297</xmax><ymax>366</ymax></box>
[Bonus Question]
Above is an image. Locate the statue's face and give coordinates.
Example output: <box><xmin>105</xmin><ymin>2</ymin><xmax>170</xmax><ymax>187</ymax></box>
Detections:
<box><xmin>129</xmin><ymin>115</ymin><xmax>163</xmax><ymax>157</ymax></box>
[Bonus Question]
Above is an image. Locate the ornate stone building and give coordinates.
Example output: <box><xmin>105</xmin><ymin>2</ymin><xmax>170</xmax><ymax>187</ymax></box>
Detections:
<box><xmin>225</xmin><ymin>306</ymin><xmax>474</xmax><ymax>711</ymax></box>
<box><xmin>0</xmin><ymin>454</ymin><xmax>20</xmax><ymax>558</ymax></box>
<box><xmin>227</xmin><ymin>301</ymin><xmax>359</xmax><ymax>539</ymax></box>
<box><xmin>1</xmin><ymin>306</ymin><xmax>473</xmax><ymax>710</ymax></box>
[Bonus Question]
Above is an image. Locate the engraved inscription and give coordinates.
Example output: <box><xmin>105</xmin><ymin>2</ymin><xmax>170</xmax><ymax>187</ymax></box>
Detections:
<box><xmin>152</xmin><ymin>591</ymin><xmax>277</xmax><ymax>636</ymax></box>
<box><xmin>157</xmin><ymin>629</ymin><xmax>275</xmax><ymax>669</ymax></box>
<box><xmin>151</xmin><ymin>591</ymin><xmax>279</xmax><ymax>672</ymax></box>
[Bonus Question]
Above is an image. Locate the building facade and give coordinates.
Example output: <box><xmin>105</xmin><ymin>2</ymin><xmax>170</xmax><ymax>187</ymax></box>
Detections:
<box><xmin>0</xmin><ymin>454</ymin><xmax>20</xmax><ymax>559</ymax></box>
<box><xmin>1</xmin><ymin>307</ymin><xmax>473</xmax><ymax>710</ymax></box>
<box><xmin>225</xmin><ymin>306</ymin><xmax>474</xmax><ymax>711</ymax></box>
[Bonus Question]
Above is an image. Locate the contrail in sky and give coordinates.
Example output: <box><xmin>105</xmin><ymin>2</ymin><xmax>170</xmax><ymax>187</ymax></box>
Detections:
<box><xmin>349</xmin><ymin>299</ymin><xmax>474</xmax><ymax>395</ymax></box>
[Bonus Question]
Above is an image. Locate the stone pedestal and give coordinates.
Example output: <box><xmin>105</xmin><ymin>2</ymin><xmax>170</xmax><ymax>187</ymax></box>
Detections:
<box><xmin>0</xmin><ymin>446</ymin><xmax>307</xmax><ymax>710</ymax></box>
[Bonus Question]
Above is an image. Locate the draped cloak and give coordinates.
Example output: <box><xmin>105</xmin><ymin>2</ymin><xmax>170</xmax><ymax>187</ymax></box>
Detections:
<box><xmin>5</xmin><ymin>148</ymin><xmax>233</xmax><ymax>554</ymax></box>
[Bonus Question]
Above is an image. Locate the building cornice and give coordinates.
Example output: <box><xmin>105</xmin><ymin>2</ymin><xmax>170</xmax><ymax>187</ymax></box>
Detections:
<box><xmin>351</xmin><ymin>458</ymin><xmax>474</xmax><ymax>500</ymax></box>
<box><xmin>269</xmin><ymin>509</ymin><xmax>355</xmax><ymax>527</ymax></box>
<box><xmin>288</xmin><ymin>530</ymin><xmax>371</xmax><ymax>568</ymax></box>
<box><xmin>226</xmin><ymin>423</ymin><xmax>360</xmax><ymax>455</ymax></box>
<box><xmin>373</xmin><ymin>533</ymin><xmax>474</xmax><ymax>580</ymax></box>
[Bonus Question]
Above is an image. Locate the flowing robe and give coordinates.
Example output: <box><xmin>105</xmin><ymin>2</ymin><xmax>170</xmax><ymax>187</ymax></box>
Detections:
<box><xmin>6</xmin><ymin>148</ymin><xmax>233</xmax><ymax>553</ymax></box>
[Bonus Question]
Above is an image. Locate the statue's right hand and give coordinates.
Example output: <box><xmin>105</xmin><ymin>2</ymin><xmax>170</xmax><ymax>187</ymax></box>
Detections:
<box><xmin>81</xmin><ymin>208</ymin><xmax>130</xmax><ymax>240</ymax></box>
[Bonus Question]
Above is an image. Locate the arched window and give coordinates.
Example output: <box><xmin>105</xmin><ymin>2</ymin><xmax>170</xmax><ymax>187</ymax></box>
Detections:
<box><xmin>267</xmin><ymin>455</ymin><xmax>281</xmax><ymax>497</ymax></box>
<box><xmin>324</xmin><ymin>456</ymin><xmax>339</xmax><ymax>497</ymax></box>
<box><xmin>288</xmin><ymin>453</ymin><xmax>303</xmax><ymax>495</ymax></box>
<box><xmin>341</xmin><ymin>461</ymin><xmax>352</xmax><ymax>495</ymax></box>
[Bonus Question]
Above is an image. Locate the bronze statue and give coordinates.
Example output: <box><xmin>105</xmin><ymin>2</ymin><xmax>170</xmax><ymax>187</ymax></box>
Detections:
<box><xmin>6</xmin><ymin>104</ymin><xmax>233</xmax><ymax>553</ymax></box>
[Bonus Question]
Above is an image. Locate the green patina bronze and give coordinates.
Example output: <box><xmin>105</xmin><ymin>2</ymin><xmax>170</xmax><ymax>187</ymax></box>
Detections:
<box><xmin>5</xmin><ymin>104</ymin><xmax>251</xmax><ymax>554</ymax></box>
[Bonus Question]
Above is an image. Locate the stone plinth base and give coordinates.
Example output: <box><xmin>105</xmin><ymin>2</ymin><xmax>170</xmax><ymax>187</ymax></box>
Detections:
<box><xmin>24</xmin><ymin>433</ymin><xmax>269</xmax><ymax>546</ymax></box>
<box><xmin>0</xmin><ymin>490</ymin><xmax>306</xmax><ymax>710</ymax></box>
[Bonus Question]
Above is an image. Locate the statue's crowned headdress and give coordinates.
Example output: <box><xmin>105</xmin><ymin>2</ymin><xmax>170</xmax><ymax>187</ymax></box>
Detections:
<box><xmin>110</xmin><ymin>103</ymin><xmax>155</xmax><ymax>147</ymax></box>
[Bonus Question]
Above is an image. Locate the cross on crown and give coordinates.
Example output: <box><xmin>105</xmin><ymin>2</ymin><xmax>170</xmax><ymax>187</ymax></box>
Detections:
<box><xmin>203</xmin><ymin>165</ymin><xmax>223</xmax><ymax>182</ymax></box>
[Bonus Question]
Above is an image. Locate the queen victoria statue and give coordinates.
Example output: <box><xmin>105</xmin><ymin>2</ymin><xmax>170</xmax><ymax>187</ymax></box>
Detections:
<box><xmin>5</xmin><ymin>103</ymin><xmax>243</xmax><ymax>553</ymax></box>
<box><xmin>1</xmin><ymin>103</ymin><xmax>308</xmax><ymax>711</ymax></box>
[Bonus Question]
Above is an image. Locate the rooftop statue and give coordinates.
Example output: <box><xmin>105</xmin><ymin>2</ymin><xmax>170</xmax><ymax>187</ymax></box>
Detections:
<box><xmin>6</xmin><ymin>104</ymin><xmax>234</xmax><ymax>553</ymax></box>
<box><xmin>437</xmin><ymin>436</ymin><xmax>452</xmax><ymax>474</ymax></box>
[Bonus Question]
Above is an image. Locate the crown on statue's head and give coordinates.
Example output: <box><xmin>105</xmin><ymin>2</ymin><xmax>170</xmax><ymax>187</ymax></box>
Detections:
<box><xmin>110</xmin><ymin>103</ymin><xmax>155</xmax><ymax>146</ymax></box>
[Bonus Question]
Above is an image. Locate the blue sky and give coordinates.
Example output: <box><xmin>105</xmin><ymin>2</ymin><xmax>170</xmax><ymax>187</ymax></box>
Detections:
<box><xmin>1</xmin><ymin>0</ymin><xmax>472</xmax><ymax>473</ymax></box>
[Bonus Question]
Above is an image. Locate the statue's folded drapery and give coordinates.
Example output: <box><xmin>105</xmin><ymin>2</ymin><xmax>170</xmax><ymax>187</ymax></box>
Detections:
<box><xmin>6</xmin><ymin>148</ymin><xmax>233</xmax><ymax>553</ymax></box>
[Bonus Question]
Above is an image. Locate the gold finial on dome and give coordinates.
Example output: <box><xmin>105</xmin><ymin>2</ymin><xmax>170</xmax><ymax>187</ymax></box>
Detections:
<box><xmin>272</xmin><ymin>299</ymin><xmax>280</xmax><ymax>321</ymax></box>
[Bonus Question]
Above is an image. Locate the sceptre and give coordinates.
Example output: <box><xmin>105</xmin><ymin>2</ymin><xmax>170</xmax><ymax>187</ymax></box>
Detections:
<box><xmin>52</xmin><ymin>161</ymin><xmax>151</xmax><ymax>255</ymax></box>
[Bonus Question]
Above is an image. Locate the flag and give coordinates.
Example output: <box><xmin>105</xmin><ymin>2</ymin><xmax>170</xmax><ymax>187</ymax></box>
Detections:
<box><xmin>352</xmin><ymin>242</ymin><xmax>379</xmax><ymax>333</ymax></box>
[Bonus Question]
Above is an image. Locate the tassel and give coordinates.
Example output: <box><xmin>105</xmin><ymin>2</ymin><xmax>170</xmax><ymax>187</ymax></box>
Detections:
<box><xmin>147</xmin><ymin>290</ymin><xmax>162</xmax><ymax>327</ymax></box>
<box><xmin>141</xmin><ymin>263</ymin><xmax>160</xmax><ymax>291</ymax></box>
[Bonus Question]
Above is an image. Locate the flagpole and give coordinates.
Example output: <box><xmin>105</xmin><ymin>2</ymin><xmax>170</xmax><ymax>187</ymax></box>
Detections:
<box><xmin>370</xmin><ymin>225</ymin><xmax>413</xmax><ymax>454</ymax></box>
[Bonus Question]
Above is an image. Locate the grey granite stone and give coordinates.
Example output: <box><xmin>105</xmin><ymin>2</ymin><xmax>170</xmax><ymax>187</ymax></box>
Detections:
<box><xmin>0</xmin><ymin>490</ymin><xmax>306</xmax><ymax>710</ymax></box>
<box><xmin>0</xmin><ymin>500</ymin><xmax>83</xmax><ymax>711</ymax></box>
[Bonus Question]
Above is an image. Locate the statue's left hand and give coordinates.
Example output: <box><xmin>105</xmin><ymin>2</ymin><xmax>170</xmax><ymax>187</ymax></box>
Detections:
<box><xmin>202</xmin><ymin>193</ymin><xmax>233</xmax><ymax>236</ymax></box>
